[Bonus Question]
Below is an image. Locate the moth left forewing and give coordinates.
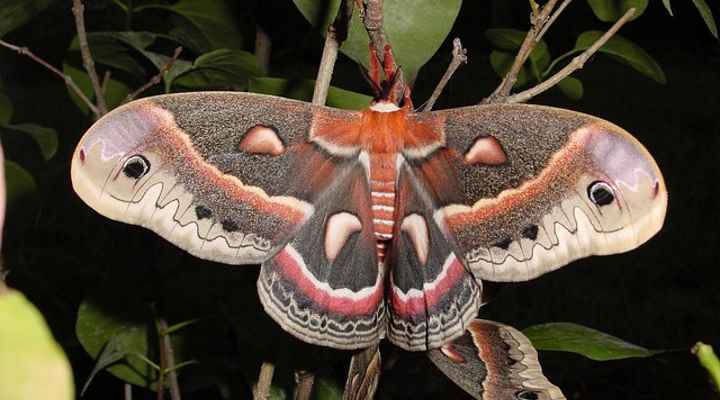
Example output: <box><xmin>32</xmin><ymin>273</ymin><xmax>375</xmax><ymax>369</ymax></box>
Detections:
<box><xmin>410</xmin><ymin>104</ymin><xmax>667</xmax><ymax>282</ymax></box>
<box><xmin>71</xmin><ymin>92</ymin><xmax>359</xmax><ymax>266</ymax></box>
<box><xmin>428</xmin><ymin>319</ymin><xmax>566</xmax><ymax>400</ymax></box>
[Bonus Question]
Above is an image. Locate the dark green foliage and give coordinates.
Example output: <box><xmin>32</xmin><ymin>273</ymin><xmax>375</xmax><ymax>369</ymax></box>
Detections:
<box><xmin>0</xmin><ymin>0</ymin><xmax>718</xmax><ymax>399</ymax></box>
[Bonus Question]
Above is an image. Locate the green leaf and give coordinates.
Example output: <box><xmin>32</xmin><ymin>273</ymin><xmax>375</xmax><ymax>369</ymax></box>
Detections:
<box><xmin>3</xmin><ymin>160</ymin><xmax>36</xmax><ymax>206</ymax></box>
<box><xmin>489</xmin><ymin>51</ymin><xmax>528</xmax><ymax>88</ymax></box>
<box><xmin>1</xmin><ymin>123</ymin><xmax>58</xmax><ymax>160</ymax></box>
<box><xmin>173</xmin><ymin>49</ymin><xmax>261</xmax><ymax>90</ymax></box>
<box><xmin>523</xmin><ymin>322</ymin><xmax>662</xmax><ymax>361</ymax></box>
<box><xmin>557</xmin><ymin>76</ymin><xmax>584</xmax><ymax>100</ymax></box>
<box><xmin>72</xmin><ymin>32</ymin><xmax>159</xmax><ymax>78</ymax></box>
<box><xmin>80</xmin><ymin>333</ymin><xmax>131</xmax><ymax>396</ymax></box>
<box><xmin>72</xmin><ymin>31</ymin><xmax>194</xmax><ymax>90</ymax></box>
<box><xmin>691</xmin><ymin>0</ymin><xmax>718</xmax><ymax>39</ymax></box>
<box><xmin>62</xmin><ymin>63</ymin><xmax>131</xmax><ymax>114</ymax></box>
<box><xmin>0</xmin><ymin>93</ymin><xmax>12</xmax><ymax>124</ymax></box>
<box><xmin>574</xmin><ymin>31</ymin><xmax>666</xmax><ymax>84</ymax></box>
<box><xmin>586</xmin><ymin>0</ymin><xmax>648</xmax><ymax>21</ymax></box>
<box><xmin>270</xmin><ymin>386</ymin><xmax>288</xmax><ymax>400</ymax></box>
<box><xmin>0</xmin><ymin>0</ymin><xmax>56</xmax><ymax>37</ymax></box>
<box><xmin>485</xmin><ymin>29</ymin><xmax>551</xmax><ymax>80</ymax></box>
<box><xmin>76</xmin><ymin>298</ymin><xmax>155</xmax><ymax>388</ymax></box>
<box><xmin>313</xmin><ymin>377</ymin><xmax>342</xmax><ymax>400</ymax></box>
<box><xmin>293</xmin><ymin>0</ymin><xmax>462</xmax><ymax>82</ymax></box>
<box><xmin>692</xmin><ymin>342</ymin><xmax>720</xmax><ymax>392</ymax></box>
<box><xmin>661</xmin><ymin>0</ymin><xmax>673</xmax><ymax>16</ymax></box>
<box><xmin>0</xmin><ymin>289</ymin><xmax>74</xmax><ymax>400</ymax></box>
<box><xmin>249</xmin><ymin>77</ymin><xmax>373</xmax><ymax>110</ymax></box>
<box><xmin>136</xmin><ymin>0</ymin><xmax>244</xmax><ymax>53</ymax></box>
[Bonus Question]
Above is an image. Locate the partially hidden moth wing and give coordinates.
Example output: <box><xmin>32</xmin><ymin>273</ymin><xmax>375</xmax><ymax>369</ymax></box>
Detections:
<box><xmin>428</xmin><ymin>319</ymin><xmax>565</xmax><ymax>400</ymax></box>
<box><xmin>71</xmin><ymin>92</ymin><xmax>385</xmax><ymax>349</ymax></box>
<box><xmin>409</xmin><ymin>104</ymin><xmax>667</xmax><ymax>283</ymax></box>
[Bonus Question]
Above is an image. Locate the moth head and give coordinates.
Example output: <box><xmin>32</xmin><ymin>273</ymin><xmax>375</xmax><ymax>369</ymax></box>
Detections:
<box><xmin>71</xmin><ymin>101</ymin><xmax>166</xmax><ymax>222</ymax></box>
<box><xmin>573</xmin><ymin>121</ymin><xmax>667</xmax><ymax>252</ymax></box>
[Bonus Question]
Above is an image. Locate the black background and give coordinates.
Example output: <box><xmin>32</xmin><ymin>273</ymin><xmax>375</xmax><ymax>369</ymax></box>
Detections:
<box><xmin>1</xmin><ymin>1</ymin><xmax>719</xmax><ymax>399</ymax></box>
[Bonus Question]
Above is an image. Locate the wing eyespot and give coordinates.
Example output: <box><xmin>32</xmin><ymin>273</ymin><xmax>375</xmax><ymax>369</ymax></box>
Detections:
<box><xmin>122</xmin><ymin>155</ymin><xmax>151</xmax><ymax>179</ymax></box>
<box><xmin>587</xmin><ymin>181</ymin><xmax>615</xmax><ymax>206</ymax></box>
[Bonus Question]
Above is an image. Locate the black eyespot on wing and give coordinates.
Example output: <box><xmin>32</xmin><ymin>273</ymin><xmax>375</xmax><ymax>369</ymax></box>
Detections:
<box><xmin>587</xmin><ymin>181</ymin><xmax>615</xmax><ymax>206</ymax></box>
<box><xmin>516</xmin><ymin>390</ymin><xmax>539</xmax><ymax>400</ymax></box>
<box><xmin>521</xmin><ymin>224</ymin><xmax>539</xmax><ymax>240</ymax></box>
<box><xmin>195</xmin><ymin>205</ymin><xmax>212</xmax><ymax>220</ymax></box>
<box><xmin>221</xmin><ymin>219</ymin><xmax>239</xmax><ymax>232</ymax></box>
<box><xmin>493</xmin><ymin>237</ymin><xmax>513</xmax><ymax>250</ymax></box>
<box><xmin>122</xmin><ymin>155</ymin><xmax>151</xmax><ymax>179</ymax></box>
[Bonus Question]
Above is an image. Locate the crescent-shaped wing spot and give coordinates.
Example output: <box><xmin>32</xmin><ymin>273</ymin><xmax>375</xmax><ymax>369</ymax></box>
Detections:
<box><xmin>464</xmin><ymin>136</ymin><xmax>507</xmax><ymax>166</ymax></box>
<box><xmin>238</xmin><ymin>124</ymin><xmax>285</xmax><ymax>156</ymax></box>
<box><xmin>324</xmin><ymin>212</ymin><xmax>362</xmax><ymax>262</ymax></box>
<box><xmin>400</xmin><ymin>213</ymin><xmax>430</xmax><ymax>266</ymax></box>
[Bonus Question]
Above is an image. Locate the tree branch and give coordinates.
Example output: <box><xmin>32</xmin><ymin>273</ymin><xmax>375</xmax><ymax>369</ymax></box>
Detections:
<box><xmin>125</xmin><ymin>47</ymin><xmax>183</xmax><ymax>103</ymax></box>
<box><xmin>255</xmin><ymin>25</ymin><xmax>272</xmax><ymax>75</ymax></box>
<box><xmin>293</xmin><ymin>370</ymin><xmax>315</xmax><ymax>400</ymax></box>
<box><xmin>503</xmin><ymin>8</ymin><xmax>635</xmax><ymax>104</ymax></box>
<box><xmin>343</xmin><ymin>344</ymin><xmax>381</xmax><ymax>400</ymax></box>
<box><xmin>253</xmin><ymin>362</ymin><xmax>275</xmax><ymax>400</ymax></box>
<box><xmin>313</xmin><ymin>0</ymin><xmax>354</xmax><ymax>105</ymax></box>
<box><xmin>483</xmin><ymin>0</ymin><xmax>569</xmax><ymax>103</ymax></box>
<box><xmin>71</xmin><ymin>0</ymin><xmax>108</xmax><ymax>115</ymax></box>
<box><xmin>422</xmin><ymin>38</ymin><xmax>467</xmax><ymax>111</ymax></box>
<box><xmin>157</xmin><ymin>318</ymin><xmax>182</xmax><ymax>400</ymax></box>
<box><xmin>358</xmin><ymin>0</ymin><xmax>405</xmax><ymax>102</ymax></box>
<box><xmin>0</xmin><ymin>39</ymin><xmax>100</xmax><ymax>115</ymax></box>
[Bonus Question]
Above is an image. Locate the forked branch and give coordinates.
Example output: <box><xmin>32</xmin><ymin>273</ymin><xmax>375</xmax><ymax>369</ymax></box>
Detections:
<box><xmin>422</xmin><ymin>38</ymin><xmax>468</xmax><ymax>111</ymax></box>
<box><xmin>504</xmin><ymin>8</ymin><xmax>636</xmax><ymax>103</ymax></box>
<box><xmin>0</xmin><ymin>39</ymin><xmax>99</xmax><ymax>115</ymax></box>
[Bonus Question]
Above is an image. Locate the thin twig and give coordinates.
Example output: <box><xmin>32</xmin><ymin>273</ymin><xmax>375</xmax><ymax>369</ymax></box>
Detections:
<box><xmin>313</xmin><ymin>0</ymin><xmax>354</xmax><ymax>105</ymax></box>
<box><xmin>101</xmin><ymin>70</ymin><xmax>112</xmax><ymax>95</ymax></box>
<box><xmin>343</xmin><ymin>344</ymin><xmax>381</xmax><ymax>400</ymax></box>
<box><xmin>125</xmin><ymin>47</ymin><xmax>183</xmax><ymax>103</ymax></box>
<box><xmin>71</xmin><ymin>0</ymin><xmax>108</xmax><ymax>115</ymax></box>
<box><xmin>124</xmin><ymin>383</ymin><xmax>132</xmax><ymax>400</ymax></box>
<box><xmin>358</xmin><ymin>0</ymin><xmax>406</xmax><ymax>102</ymax></box>
<box><xmin>537</xmin><ymin>0</ymin><xmax>574</xmax><ymax>40</ymax></box>
<box><xmin>422</xmin><ymin>38</ymin><xmax>467</xmax><ymax>111</ymax></box>
<box><xmin>483</xmin><ymin>0</ymin><xmax>562</xmax><ymax>103</ymax></box>
<box><xmin>504</xmin><ymin>8</ymin><xmax>635</xmax><ymax>104</ymax></box>
<box><xmin>253</xmin><ymin>362</ymin><xmax>275</xmax><ymax>400</ymax></box>
<box><xmin>0</xmin><ymin>39</ymin><xmax>100</xmax><ymax>115</ymax></box>
<box><xmin>158</xmin><ymin>318</ymin><xmax>182</xmax><ymax>400</ymax></box>
<box><xmin>255</xmin><ymin>26</ymin><xmax>272</xmax><ymax>75</ymax></box>
<box><xmin>156</xmin><ymin>322</ymin><xmax>166</xmax><ymax>400</ymax></box>
<box><xmin>293</xmin><ymin>370</ymin><xmax>315</xmax><ymax>400</ymax></box>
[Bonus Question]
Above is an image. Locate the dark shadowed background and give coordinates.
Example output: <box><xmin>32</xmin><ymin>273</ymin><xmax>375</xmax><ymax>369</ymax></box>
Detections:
<box><xmin>1</xmin><ymin>0</ymin><xmax>718</xmax><ymax>399</ymax></box>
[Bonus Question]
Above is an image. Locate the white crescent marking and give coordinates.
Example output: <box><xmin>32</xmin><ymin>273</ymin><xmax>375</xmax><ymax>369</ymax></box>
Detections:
<box><xmin>324</xmin><ymin>212</ymin><xmax>363</xmax><ymax>262</ymax></box>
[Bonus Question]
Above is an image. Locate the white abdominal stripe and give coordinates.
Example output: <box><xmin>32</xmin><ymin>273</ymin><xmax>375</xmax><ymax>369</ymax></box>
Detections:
<box><xmin>110</xmin><ymin>178</ymin><xmax>273</xmax><ymax>265</ymax></box>
<box><xmin>464</xmin><ymin>200</ymin><xmax>636</xmax><ymax>282</ymax></box>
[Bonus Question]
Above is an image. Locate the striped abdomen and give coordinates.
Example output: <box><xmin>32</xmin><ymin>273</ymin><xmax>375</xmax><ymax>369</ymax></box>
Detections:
<box><xmin>368</xmin><ymin>153</ymin><xmax>398</xmax><ymax>261</ymax></box>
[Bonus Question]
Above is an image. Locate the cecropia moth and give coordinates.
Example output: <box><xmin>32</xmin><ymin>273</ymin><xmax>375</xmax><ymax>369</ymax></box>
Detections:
<box><xmin>70</xmin><ymin>66</ymin><xmax>666</xmax><ymax>399</ymax></box>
